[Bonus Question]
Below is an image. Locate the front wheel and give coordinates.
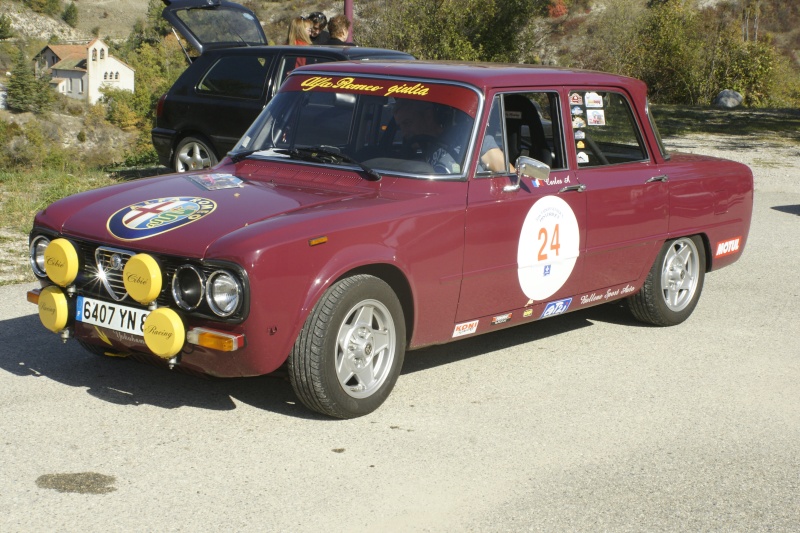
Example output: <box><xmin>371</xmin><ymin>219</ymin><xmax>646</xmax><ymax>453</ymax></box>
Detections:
<box><xmin>627</xmin><ymin>236</ymin><xmax>706</xmax><ymax>326</ymax></box>
<box><xmin>288</xmin><ymin>275</ymin><xmax>406</xmax><ymax>418</ymax></box>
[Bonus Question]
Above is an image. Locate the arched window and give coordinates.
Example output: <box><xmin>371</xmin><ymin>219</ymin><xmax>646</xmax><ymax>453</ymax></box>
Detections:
<box><xmin>92</xmin><ymin>49</ymin><xmax>97</xmax><ymax>61</ymax></box>
<box><xmin>100</xmin><ymin>49</ymin><xmax>105</xmax><ymax>59</ymax></box>
<box><xmin>78</xmin><ymin>79</ymin><xmax>84</xmax><ymax>93</ymax></box>
<box><xmin>104</xmin><ymin>72</ymin><xmax>108</xmax><ymax>80</ymax></box>
<box><xmin>115</xmin><ymin>72</ymin><xmax>119</xmax><ymax>80</ymax></box>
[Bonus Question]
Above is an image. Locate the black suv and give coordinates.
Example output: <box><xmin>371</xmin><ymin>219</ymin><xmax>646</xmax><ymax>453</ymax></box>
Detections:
<box><xmin>152</xmin><ymin>0</ymin><xmax>413</xmax><ymax>172</ymax></box>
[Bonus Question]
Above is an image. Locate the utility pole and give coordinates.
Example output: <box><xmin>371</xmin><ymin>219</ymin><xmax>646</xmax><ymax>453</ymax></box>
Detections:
<box><xmin>345</xmin><ymin>0</ymin><xmax>354</xmax><ymax>42</ymax></box>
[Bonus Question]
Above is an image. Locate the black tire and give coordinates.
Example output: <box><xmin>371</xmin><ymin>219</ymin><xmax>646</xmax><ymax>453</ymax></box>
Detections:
<box><xmin>628</xmin><ymin>235</ymin><xmax>706</xmax><ymax>326</ymax></box>
<box><xmin>288</xmin><ymin>275</ymin><xmax>406</xmax><ymax>419</ymax></box>
<box><xmin>173</xmin><ymin>136</ymin><xmax>218</xmax><ymax>173</ymax></box>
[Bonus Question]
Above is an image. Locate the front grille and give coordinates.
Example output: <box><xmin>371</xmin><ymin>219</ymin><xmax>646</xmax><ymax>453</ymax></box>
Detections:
<box><xmin>94</xmin><ymin>246</ymin><xmax>135</xmax><ymax>301</ymax></box>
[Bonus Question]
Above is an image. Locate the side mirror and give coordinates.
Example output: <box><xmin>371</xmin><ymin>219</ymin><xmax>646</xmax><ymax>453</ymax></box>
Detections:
<box><xmin>504</xmin><ymin>156</ymin><xmax>550</xmax><ymax>192</ymax></box>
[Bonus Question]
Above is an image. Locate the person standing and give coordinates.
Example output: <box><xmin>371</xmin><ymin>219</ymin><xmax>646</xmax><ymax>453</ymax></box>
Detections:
<box><xmin>287</xmin><ymin>17</ymin><xmax>312</xmax><ymax>68</ymax></box>
<box><xmin>327</xmin><ymin>14</ymin><xmax>356</xmax><ymax>46</ymax></box>
<box><xmin>307</xmin><ymin>12</ymin><xmax>330</xmax><ymax>45</ymax></box>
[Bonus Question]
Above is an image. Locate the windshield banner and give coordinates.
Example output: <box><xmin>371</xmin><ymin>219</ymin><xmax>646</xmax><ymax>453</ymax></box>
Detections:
<box><xmin>284</xmin><ymin>75</ymin><xmax>479</xmax><ymax>117</ymax></box>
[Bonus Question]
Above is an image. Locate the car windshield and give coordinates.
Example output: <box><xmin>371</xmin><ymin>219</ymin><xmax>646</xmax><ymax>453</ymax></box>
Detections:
<box><xmin>232</xmin><ymin>74</ymin><xmax>481</xmax><ymax>177</ymax></box>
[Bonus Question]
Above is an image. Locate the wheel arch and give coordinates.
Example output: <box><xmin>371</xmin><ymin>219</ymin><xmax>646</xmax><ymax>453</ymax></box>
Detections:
<box><xmin>334</xmin><ymin>263</ymin><xmax>415</xmax><ymax>345</ymax></box>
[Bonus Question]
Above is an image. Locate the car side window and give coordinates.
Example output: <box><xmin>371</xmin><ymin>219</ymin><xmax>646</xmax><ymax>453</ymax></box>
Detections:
<box><xmin>197</xmin><ymin>55</ymin><xmax>271</xmax><ymax>99</ymax></box>
<box><xmin>478</xmin><ymin>92</ymin><xmax>563</xmax><ymax>176</ymax></box>
<box><xmin>569</xmin><ymin>90</ymin><xmax>647</xmax><ymax>167</ymax></box>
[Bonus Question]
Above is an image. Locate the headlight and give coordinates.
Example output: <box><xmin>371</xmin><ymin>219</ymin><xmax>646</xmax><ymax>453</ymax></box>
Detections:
<box><xmin>171</xmin><ymin>265</ymin><xmax>205</xmax><ymax>311</ymax></box>
<box><xmin>206</xmin><ymin>270</ymin><xmax>242</xmax><ymax>317</ymax></box>
<box><xmin>29</xmin><ymin>235</ymin><xmax>51</xmax><ymax>278</ymax></box>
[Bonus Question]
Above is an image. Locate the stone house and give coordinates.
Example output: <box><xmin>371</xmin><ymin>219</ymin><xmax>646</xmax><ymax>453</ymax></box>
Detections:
<box><xmin>33</xmin><ymin>38</ymin><xmax>134</xmax><ymax>105</ymax></box>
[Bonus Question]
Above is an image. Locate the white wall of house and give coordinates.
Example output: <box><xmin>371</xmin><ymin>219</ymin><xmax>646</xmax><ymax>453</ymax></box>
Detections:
<box><xmin>51</xmin><ymin>69</ymin><xmax>86</xmax><ymax>100</ymax></box>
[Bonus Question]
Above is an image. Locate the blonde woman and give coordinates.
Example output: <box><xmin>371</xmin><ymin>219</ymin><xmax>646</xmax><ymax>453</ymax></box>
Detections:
<box><xmin>287</xmin><ymin>16</ymin><xmax>312</xmax><ymax>46</ymax></box>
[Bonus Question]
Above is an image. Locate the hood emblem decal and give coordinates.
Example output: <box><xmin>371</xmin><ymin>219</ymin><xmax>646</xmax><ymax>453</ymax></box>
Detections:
<box><xmin>107</xmin><ymin>197</ymin><xmax>216</xmax><ymax>241</ymax></box>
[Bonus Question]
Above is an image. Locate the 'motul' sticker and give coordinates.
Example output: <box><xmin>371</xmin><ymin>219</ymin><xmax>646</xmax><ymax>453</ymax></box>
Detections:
<box><xmin>107</xmin><ymin>197</ymin><xmax>216</xmax><ymax>240</ymax></box>
<box><xmin>517</xmin><ymin>196</ymin><xmax>580</xmax><ymax>301</ymax></box>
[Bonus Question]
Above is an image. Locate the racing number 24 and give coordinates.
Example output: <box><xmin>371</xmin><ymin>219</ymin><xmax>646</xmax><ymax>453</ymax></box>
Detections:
<box><xmin>538</xmin><ymin>224</ymin><xmax>561</xmax><ymax>261</ymax></box>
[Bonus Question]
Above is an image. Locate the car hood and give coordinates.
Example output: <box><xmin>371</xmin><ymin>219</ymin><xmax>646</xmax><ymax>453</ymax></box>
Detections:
<box><xmin>161</xmin><ymin>0</ymin><xmax>267</xmax><ymax>55</ymax></box>
<box><xmin>40</xmin><ymin>171</ymin><xmax>375</xmax><ymax>257</ymax></box>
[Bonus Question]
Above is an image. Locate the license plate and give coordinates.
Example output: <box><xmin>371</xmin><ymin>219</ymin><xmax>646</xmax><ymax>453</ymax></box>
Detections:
<box><xmin>76</xmin><ymin>296</ymin><xmax>150</xmax><ymax>337</ymax></box>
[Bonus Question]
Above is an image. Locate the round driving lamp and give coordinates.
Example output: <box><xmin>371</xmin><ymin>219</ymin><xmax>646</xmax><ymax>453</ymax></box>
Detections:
<box><xmin>29</xmin><ymin>235</ymin><xmax>51</xmax><ymax>278</ymax></box>
<box><xmin>172</xmin><ymin>265</ymin><xmax>205</xmax><ymax>311</ymax></box>
<box><xmin>205</xmin><ymin>270</ymin><xmax>242</xmax><ymax>317</ymax></box>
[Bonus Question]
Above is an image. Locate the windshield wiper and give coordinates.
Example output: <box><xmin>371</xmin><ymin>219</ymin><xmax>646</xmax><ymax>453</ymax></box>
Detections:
<box><xmin>275</xmin><ymin>147</ymin><xmax>382</xmax><ymax>182</ymax></box>
<box><xmin>228</xmin><ymin>148</ymin><xmax>264</xmax><ymax>163</ymax></box>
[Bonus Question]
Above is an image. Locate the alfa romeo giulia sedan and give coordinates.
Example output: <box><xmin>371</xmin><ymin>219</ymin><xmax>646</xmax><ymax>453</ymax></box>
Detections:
<box><xmin>28</xmin><ymin>61</ymin><xmax>753</xmax><ymax>418</ymax></box>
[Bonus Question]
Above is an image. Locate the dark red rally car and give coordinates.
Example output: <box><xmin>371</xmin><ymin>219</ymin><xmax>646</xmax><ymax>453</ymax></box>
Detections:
<box><xmin>28</xmin><ymin>61</ymin><xmax>753</xmax><ymax>418</ymax></box>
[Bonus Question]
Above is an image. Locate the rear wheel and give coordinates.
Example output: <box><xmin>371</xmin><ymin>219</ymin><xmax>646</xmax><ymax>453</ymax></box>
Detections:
<box><xmin>628</xmin><ymin>236</ymin><xmax>705</xmax><ymax>326</ymax></box>
<box><xmin>288</xmin><ymin>275</ymin><xmax>406</xmax><ymax>419</ymax></box>
<box><xmin>174</xmin><ymin>136</ymin><xmax>217</xmax><ymax>172</ymax></box>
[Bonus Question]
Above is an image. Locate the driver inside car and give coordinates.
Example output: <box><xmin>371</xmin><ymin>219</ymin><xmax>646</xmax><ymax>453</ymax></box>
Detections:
<box><xmin>392</xmin><ymin>99</ymin><xmax>460</xmax><ymax>174</ymax></box>
<box><xmin>393</xmin><ymin>98</ymin><xmax>512</xmax><ymax>174</ymax></box>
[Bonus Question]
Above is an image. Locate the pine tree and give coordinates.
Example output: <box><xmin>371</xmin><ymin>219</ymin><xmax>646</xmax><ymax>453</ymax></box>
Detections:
<box><xmin>0</xmin><ymin>14</ymin><xmax>14</xmax><ymax>40</ymax></box>
<box><xmin>62</xmin><ymin>2</ymin><xmax>79</xmax><ymax>28</ymax></box>
<box><xmin>6</xmin><ymin>50</ymin><xmax>53</xmax><ymax>114</ymax></box>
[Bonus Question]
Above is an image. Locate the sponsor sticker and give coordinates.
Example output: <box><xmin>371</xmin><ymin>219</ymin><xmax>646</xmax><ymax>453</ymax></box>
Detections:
<box><xmin>576</xmin><ymin>140</ymin><xmax>585</xmax><ymax>149</ymax></box>
<box><xmin>570</xmin><ymin>93</ymin><xmax>583</xmax><ymax>105</ymax></box>
<box><xmin>517</xmin><ymin>195</ymin><xmax>580</xmax><ymax>301</ymax></box>
<box><xmin>574</xmin><ymin>130</ymin><xmax>585</xmax><ymax>140</ymax></box>
<box><xmin>453</xmin><ymin>320</ymin><xmax>479</xmax><ymax>338</ymax></box>
<box><xmin>523</xmin><ymin>309</ymin><xmax>534</xmax><ymax>318</ymax></box>
<box><xmin>492</xmin><ymin>313</ymin><xmax>512</xmax><ymax>325</ymax></box>
<box><xmin>585</xmin><ymin>92</ymin><xmax>603</xmax><ymax>107</ymax></box>
<box><xmin>188</xmin><ymin>173</ymin><xmax>243</xmax><ymax>190</ymax></box>
<box><xmin>577</xmin><ymin>152</ymin><xmax>589</xmax><ymax>164</ymax></box>
<box><xmin>541</xmin><ymin>298</ymin><xmax>572</xmax><ymax>318</ymax></box>
<box><xmin>572</xmin><ymin>117</ymin><xmax>586</xmax><ymax>128</ymax></box>
<box><xmin>715</xmin><ymin>237</ymin><xmax>742</xmax><ymax>257</ymax></box>
<box><xmin>587</xmin><ymin>109</ymin><xmax>606</xmax><ymax>126</ymax></box>
<box><xmin>571</xmin><ymin>106</ymin><xmax>584</xmax><ymax>116</ymax></box>
<box><xmin>107</xmin><ymin>197</ymin><xmax>217</xmax><ymax>241</ymax></box>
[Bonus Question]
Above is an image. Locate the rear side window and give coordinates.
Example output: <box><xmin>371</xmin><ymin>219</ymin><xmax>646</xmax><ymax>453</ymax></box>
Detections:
<box><xmin>197</xmin><ymin>56</ymin><xmax>272</xmax><ymax>99</ymax></box>
<box><xmin>569</xmin><ymin>90</ymin><xmax>647</xmax><ymax>167</ymax></box>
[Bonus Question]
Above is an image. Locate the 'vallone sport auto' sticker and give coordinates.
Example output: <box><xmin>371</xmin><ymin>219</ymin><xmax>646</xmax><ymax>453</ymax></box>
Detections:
<box><xmin>517</xmin><ymin>196</ymin><xmax>580</xmax><ymax>301</ymax></box>
<box><xmin>107</xmin><ymin>197</ymin><xmax>216</xmax><ymax>241</ymax></box>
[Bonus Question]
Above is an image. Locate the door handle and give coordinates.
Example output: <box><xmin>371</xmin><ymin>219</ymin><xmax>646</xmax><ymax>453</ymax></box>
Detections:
<box><xmin>559</xmin><ymin>184</ymin><xmax>586</xmax><ymax>193</ymax></box>
<box><xmin>646</xmin><ymin>175</ymin><xmax>668</xmax><ymax>183</ymax></box>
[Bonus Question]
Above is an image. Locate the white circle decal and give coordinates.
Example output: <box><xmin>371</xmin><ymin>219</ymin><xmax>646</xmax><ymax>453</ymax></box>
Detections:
<box><xmin>517</xmin><ymin>195</ymin><xmax>580</xmax><ymax>301</ymax></box>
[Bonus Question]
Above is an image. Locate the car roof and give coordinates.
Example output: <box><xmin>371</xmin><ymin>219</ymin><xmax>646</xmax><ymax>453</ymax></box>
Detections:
<box><xmin>293</xmin><ymin>60</ymin><xmax>647</xmax><ymax>96</ymax></box>
<box><xmin>201</xmin><ymin>45</ymin><xmax>414</xmax><ymax>60</ymax></box>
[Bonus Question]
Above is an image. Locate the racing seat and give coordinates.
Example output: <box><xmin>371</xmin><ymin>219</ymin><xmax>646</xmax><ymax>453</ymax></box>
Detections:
<box><xmin>504</xmin><ymin>94</ymin><xmax>552</xmax><ymax>167</ymax></box>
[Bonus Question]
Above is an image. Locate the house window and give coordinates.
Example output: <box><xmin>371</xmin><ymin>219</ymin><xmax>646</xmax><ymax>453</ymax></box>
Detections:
<box><xmin>115</xmin><ymin>72</ymin><xmax>119</xmax><ymax>80</ymax></box>
<box><xmin>92</xmin><ymin>49</ymin><xmax>97</xmax><ymax>61</ymax></box>
<box><xmin>78</xmin><ymin>79</ymin><xmax>84</xmax><ymax>93</ymax></box>
<box><xmin>104</xmin><ymin>73</ymin><xmax>108</xmax><ymax>80</ymax></box>
<box><xmin>100</xmin><ymin>49</ymin><xmax>105</xmax><ymax>59</ymax></box>
<box><xmin>68</xmin><ymin>78</ymin><xmax>73</xmax><ymax>92</ymax></box>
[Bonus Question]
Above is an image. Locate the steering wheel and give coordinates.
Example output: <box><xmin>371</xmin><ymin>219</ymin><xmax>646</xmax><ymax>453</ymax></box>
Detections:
<box><xmin>402</xmin><ymin>134</ymin><xmax>460</xmax><ymax>172</ymax></box>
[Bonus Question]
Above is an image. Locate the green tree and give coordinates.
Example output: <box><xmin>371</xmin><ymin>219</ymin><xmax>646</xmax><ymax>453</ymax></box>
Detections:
<box><xmin>23</xmin><ymin>0</ymin><xmax>61</xmax><ymax>16</ymax></box>
<box><xmin>0</xmin><ymin>14</ymin><xmax>14</xmax><ymax>40</ymax></box>
<box><xmin>62</xmin><ymin>2</ymin><xmax>79</xmax><ymax>28</ymax></box>
<box><xmin>6</xmin><ymin>49</ymin><xmax>54</xmax><ymax>114</ymax></box>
